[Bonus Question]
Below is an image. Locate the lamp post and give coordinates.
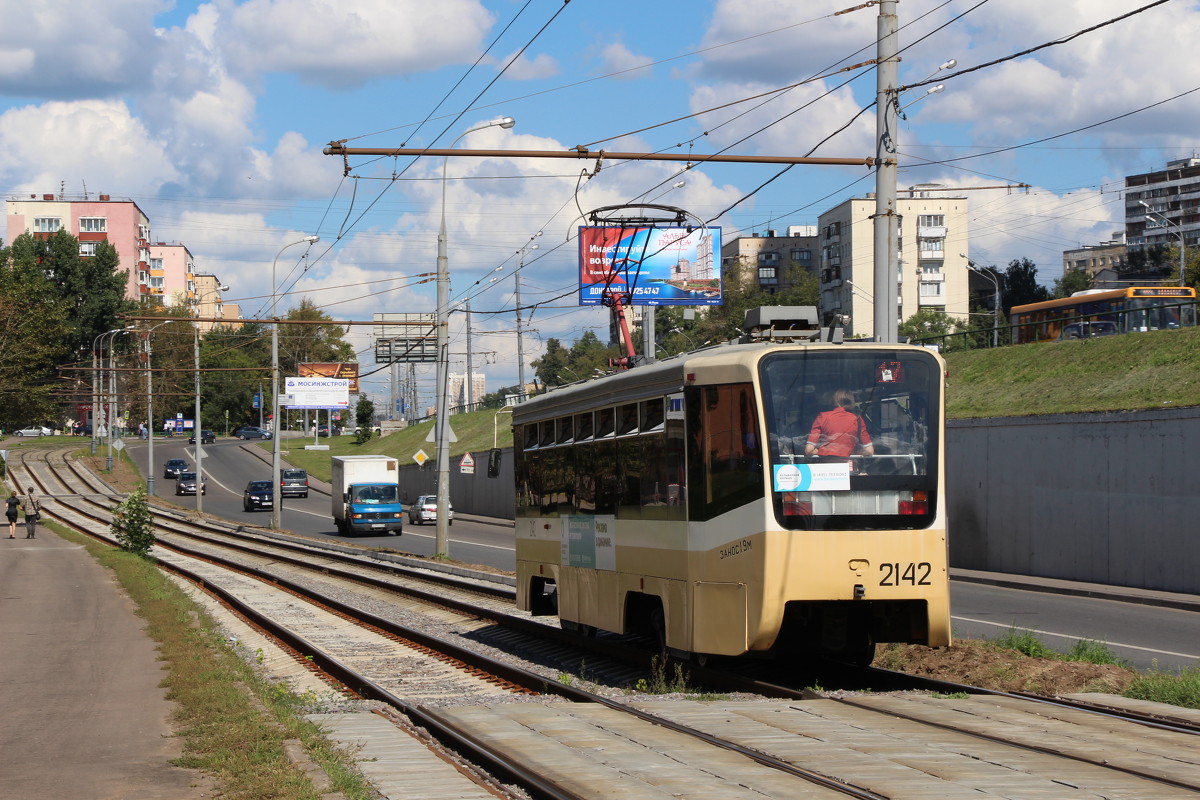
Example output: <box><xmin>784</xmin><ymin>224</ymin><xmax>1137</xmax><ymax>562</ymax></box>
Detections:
<box><xmin>962</xmin><ymin>255</ymin><xmax>1001</xmax><ymax>348</ymax></box>
<box><xmin>91</xmin><ymin>327</ymin><xmax>125</xmax><ymax>456</ymax></box>
<box><xmin>271</xmin><ymin>236</ymin><xmax>320</xmax><ymax>529</ymax></box>
<box><xmin>1139</xmin><ymin>200</ymin><xmax>1187</xmax><ymax>287</ymax></box>
<box><xmin>141</xmin><ymin>321</ymin><xmax>174</xmax><ymax>497</ymax></box>
<box><xmin>515</xmin><ymin>231</ymin><xmax>541</xmax><ymax>402</ymax></box>
<box><xmin>192</xmin><ymin>284</ymin><xmax>228</xmax><ymax>514</ymax></box>
<box><xmin>436</xmin><ymin>115</ymin><xmax>515</xmax><ymax>559</ymax></box>
<box><xmin>103</xmin><ymin>326</ymin><xmax>137</xmax><ymax>470</ymax></box>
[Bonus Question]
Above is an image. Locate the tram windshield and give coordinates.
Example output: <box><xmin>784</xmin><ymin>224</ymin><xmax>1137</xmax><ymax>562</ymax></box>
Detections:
<box><xmin>759</xmin><ymin>349</ymin><xmax>940</xmax><ymax>530</ymax></box>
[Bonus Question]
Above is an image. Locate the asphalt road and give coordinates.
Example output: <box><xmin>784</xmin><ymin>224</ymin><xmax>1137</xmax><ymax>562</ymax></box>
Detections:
<box><xmin>126</xmin><ymin>436</ymin><xmax>1200</xmax><ymax>674</ymax></box>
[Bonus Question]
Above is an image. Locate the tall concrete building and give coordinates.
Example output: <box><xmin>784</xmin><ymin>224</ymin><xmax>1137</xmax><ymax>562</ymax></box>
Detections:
<box><xmin>6</xmin><ymin>192</ymin><xmax>152</xmax><ymax>301</ymax></box>
<box><xmin>449</xmin><ymin>372</ymin><xmax>487</xmax><ymax>411</ymax></box>
<box><xmin>817</xmin><ymin>186</ymin><xmax>970</xmax><ymax>338</ymax></box>
<box><xmin>1126</xmin><ymin>158</ymin><xmax>1200</xmax><ymax>254</ymax></box>
<box><xmin>720</xmin><ymin>226</ymin><xmax>818</xmax><ymax>292</ymax></box>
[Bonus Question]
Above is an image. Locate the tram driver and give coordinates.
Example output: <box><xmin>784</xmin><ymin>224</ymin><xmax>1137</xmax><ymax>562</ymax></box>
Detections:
<box><xmin>804</xmin><ymin>388</ymin><xmax>874</xmax><ymax>462</ymax></box>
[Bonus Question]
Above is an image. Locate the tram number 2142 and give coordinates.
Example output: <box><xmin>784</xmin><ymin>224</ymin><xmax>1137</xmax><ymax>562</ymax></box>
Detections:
<box><xmin>879</xmin><ymin>562</ymin><xmax>933</xmax><ymax>586</ymax></box>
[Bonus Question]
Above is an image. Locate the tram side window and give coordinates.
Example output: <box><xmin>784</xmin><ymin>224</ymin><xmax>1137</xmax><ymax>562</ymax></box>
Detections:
<box><xmin>685</xmin><ymin>383</ymin><xmax>764</xmax><ymax>521</ymax></box>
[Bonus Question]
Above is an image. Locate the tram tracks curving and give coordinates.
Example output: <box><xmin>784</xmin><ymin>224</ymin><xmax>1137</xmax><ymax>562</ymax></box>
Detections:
<box><xmin>10</xmin><ymin>446</ymin><xmax>1200</xmax><ymax>800</ymax></box>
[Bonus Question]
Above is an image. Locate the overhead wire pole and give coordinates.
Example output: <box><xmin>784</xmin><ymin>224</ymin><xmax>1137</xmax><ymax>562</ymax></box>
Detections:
<box><xmin>874</xmin><ymin>0</ymin><xmax>900</xmax><ymax>344</ymax></box>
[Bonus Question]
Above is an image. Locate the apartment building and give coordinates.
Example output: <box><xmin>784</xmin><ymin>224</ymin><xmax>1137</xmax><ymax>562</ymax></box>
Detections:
<box><xmin>817</xmin><ymin>186</ymin><xmax>970</xmax><ymax>338</ymax></box>
<box><xmin>1126</xmin><ymin>158</ymin><xmax>1200</xmax><ymax>253</ymax></box>
<box><xmin>6</xmin><ymin>192</ymin><xmax>151</xmax><ymax>301</ymax></box>
<box><xmin>1062</xmin><ymin>232</ymin><xmax>1127</xmax><ymax>282</ymax></box>
<box><xmin>719</xmin><ymin>226</ymin><xmax>819</xmax><ymax>292</ymax></box>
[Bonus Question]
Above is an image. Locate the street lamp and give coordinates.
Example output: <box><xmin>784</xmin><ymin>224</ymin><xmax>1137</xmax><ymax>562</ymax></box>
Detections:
<box><xmin>98</xmin><ymin>326</ymin><xmax>136</xmax><ymax>469</ymax></box>
<box><xmin>141</xmin><ymin>320</ymin><xmax>174</xmax><ymax>498</ymax></box>
<box><xmin>192</xmin><ymin>283</ymin><xmax>229</xmax><ymax>514</ymax></box>
<box><xmin>961</xmin><ymin>254</ymin><xmax>1001</xmax><ymax>348</ymax></box>
<box><xmin>271</xmin><ymin>236</ymin><xmax>320</xmax><ymax>529</ymax></box>
<box><xmin>1139</xmin><ymin>200</ymin><xmax>1187</xmax><ymax>287</ymax></box>
<box><xmin>515</xmin><ymin>230</ymin><xmax>541</xmax><ymax>402</ymax></box>
<box><xmin>91</xmin><ymin>327</ymin><xmax>126</xmax><ymax>456</ymax></box>
<box><xmin>436</xmin><ymin>115</ymin><xmax>515</xmax><ymax>559</ymax></box>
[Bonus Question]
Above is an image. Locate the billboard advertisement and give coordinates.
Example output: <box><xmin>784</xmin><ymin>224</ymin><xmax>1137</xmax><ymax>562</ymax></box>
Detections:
<box><xmin>299</xmin><ymin>362</ymin><xmax>360</xmax><ymax>393</ymax></box>
<box><xmin>578</xmin><ymin>226</ymin><xmax>722</xmax><ymax>306</ymax></box>
<box><xmin>284</xmin><ymin>377</ymin><xmax>350</xmax><ymax>410</ymax></box>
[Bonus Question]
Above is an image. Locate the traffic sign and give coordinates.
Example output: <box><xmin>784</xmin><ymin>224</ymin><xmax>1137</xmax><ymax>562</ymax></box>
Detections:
<box><xmin>413</xmin><ymin>449</ymin><xmax>429</xmax><ymax>466</ymax></box>
<box><xmin>460</xmin><ymin>452</ymin><xmax>475</xmax><ymax>474</ymax></box>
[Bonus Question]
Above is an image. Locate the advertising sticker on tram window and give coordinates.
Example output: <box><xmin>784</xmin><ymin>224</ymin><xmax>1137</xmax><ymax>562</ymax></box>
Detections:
<box><xmin>773</xmin><ymin>462</ymin><xmax>851</xmax><ymax>492</ymax></box>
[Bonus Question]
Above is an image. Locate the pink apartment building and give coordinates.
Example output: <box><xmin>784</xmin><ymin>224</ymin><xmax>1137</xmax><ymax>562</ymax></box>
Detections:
<box><xmin>6</xmin><ymin>193</ymin><xmax>152</xmax><ymax>301</ymax></box>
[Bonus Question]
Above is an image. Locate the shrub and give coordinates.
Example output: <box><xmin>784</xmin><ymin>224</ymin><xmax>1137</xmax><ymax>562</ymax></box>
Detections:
<box><xmin>111</xmin><ymin>486</ymin><xmax>155</xmax><ymax>556</ymax></box>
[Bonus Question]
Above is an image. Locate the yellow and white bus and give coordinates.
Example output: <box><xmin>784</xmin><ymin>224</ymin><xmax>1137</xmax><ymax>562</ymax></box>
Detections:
<box><xmin>513</xmin><ymin>312</ymin><xmax>950</xmax><ymax>666</ymax></box>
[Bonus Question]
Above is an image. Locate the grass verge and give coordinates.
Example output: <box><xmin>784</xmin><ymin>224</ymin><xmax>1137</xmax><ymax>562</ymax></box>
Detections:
<box><xmin>53</xmin><ymin>521</ymin><xmax>378</xmax><ymax>800</ymax></box>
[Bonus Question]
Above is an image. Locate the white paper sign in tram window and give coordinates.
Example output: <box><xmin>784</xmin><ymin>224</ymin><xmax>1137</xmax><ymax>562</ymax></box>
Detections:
<box><xmin>773</xmin><ymin>462</ymin><xmax>851</xmax><ymax>492</ymax></box>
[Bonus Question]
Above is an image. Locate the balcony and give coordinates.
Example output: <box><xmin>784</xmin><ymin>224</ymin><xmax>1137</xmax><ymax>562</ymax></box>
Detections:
<box><xmin>918</xmin><ymin>225</ymin><xmax>947</xmax><ymax>238</ymax></box>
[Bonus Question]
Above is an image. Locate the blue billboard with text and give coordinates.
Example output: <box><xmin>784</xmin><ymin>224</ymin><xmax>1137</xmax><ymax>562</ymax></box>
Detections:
<box><xmin>578</xmin><ymin>226</ymin><xmax>722</xmax><ymax>306</ymax></box>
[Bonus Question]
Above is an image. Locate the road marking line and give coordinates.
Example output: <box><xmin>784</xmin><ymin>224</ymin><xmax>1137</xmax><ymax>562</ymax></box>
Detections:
<box><xmin>952</xmin><ymin>615</ymin><xmax>1200</xmax><ymax>660</ymax></box>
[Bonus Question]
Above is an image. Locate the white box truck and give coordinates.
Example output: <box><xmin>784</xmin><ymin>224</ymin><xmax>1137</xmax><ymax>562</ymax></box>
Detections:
<box><xmin>330</xmin><ymin>455</ymin><xmax>404</xmax><ymax>536</ymax></box>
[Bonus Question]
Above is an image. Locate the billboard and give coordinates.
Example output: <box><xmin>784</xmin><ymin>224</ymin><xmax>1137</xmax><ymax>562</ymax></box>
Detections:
<box><xmin>299</xmin><ymin>362</ymin><xmax>359</xmax><ymax>393</ymax></box>
<box><xmin>284</xmin><ymin>377</ymin><xmax>350</xmax><ymax>410</ymax></box>
<box><xmin>578</xmin><ymin>226</ymin><xmax>721</xmax><ymax>306</ymax></box>
<box><xmin>373</xmin><ymin>313</ymin><xmax>437</xmax><ymax>364</ymax></box>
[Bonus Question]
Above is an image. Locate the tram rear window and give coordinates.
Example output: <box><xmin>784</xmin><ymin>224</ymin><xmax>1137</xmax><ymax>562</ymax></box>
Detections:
<box><xmin>759</xmin><ymin>350</ymin><xmax>940</xmax><ymax>530</ymax></box>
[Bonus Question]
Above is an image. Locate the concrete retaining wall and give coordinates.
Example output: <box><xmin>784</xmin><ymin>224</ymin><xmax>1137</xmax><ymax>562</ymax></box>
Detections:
<box><xmin>947</xmin><ymin>407</ymin><xmax>1200</xmax><ymax>594</ymax></box>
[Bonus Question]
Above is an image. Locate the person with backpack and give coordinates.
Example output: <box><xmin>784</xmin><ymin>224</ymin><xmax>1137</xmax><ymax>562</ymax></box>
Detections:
<box><xmin>24</xmin><ymin>487</ymin><xmax>39</xmax><ymax>538</ymax></box>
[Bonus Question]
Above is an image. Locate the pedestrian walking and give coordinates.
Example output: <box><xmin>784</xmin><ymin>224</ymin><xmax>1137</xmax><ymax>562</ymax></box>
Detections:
<box><xmin>24</xmin><ymin>487</ymin><xmax>39</xmax><ymax>538</ymax></box>
<box><xmin>6</xmin><ymin>489</ymin><xmax>21</xmax><ymax>538</ymax></box>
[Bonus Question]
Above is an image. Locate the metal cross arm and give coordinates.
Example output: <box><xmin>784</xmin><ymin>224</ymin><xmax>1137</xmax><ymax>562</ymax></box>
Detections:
<box><xmin>322</xmin><ymin>144</ymin><xmax>874</xmax><ymax>168</ymax></box>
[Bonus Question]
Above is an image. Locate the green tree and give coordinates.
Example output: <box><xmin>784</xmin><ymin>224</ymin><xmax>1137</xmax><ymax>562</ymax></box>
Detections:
<box><xmin>1124</xmin><ymin>243</ymin><xmax>1171</xmax><ymax>278</ymax></box>
<box><xmin>1052</xmin><ymin>267</ymin><xmax>1093</xmax><ymax>299</ymax></box>
<box><xmin>899</xmin><ymin>309</ymin><xmax>957</xmax><ymax>340</ymax></box>
<box><xmin>1001</xmin><ymin>258</ymin><xmax>1051</xmax><ymax>314</ymax></box>
<box><xmin>279</xmin><ymin>298</ymin><xmax>354</xmax><ymax>374</ymax></box>
<box><xmin>353</xmin><ymin>395</ymin><xmax>376</xmax><ymax>443</ymax></box>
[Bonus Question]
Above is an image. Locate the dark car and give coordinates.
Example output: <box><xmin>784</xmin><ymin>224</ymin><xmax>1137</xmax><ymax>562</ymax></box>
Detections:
<box><xmin>316</xmin><ymin>424</ymin><xmax>339</xmax><ymax>437</ymax></box>
<box><xmin>243</xmin><ymin>480</ymin><xmax>274</xmax><ymax>511</ymax></box>
<box><xmin>73</xmin><ymin>424</ymin><xmax>93</xmax><ymax>436</ymax></box>
<box><xmin>1057</xmin><ymin>321</ymin><xmax>1119</xmax><ymax>340</ymax></box>
<box><xmin>175</xmin><ymin>471</ymin><xmax>206</xmax><ymax>496</ymax></box>
<box><xmin>188</xmin><ymin>429</ymin><xmax>216</xmax><ymax>445</ymax></box>
<box><xmin>235</xmin><ymin>426</ymin><xmax>273</xmax><ymax>440</ymax></box>
<box><xmin>279</xmin><ymin>468</ymin><xmax>309</xmax><ymax>498</ymax></box>
<box><xmin>163</xmin><ymin>458</ymin><xmax>189</xmax><ymax>478</ymax></box>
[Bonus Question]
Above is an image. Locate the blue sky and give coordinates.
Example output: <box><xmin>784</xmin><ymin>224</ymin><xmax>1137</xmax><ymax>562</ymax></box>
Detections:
<box><xmin>0</xmin><ymin>0</ymin><xmax>1197</xmax><ymax>406</ymax></box>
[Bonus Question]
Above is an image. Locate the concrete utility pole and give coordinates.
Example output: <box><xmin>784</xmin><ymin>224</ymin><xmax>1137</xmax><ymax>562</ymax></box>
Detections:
<box><xmin>873</xmin><ymin>0</ymin><xmax>900</xmax><ymax>343</ymax></box>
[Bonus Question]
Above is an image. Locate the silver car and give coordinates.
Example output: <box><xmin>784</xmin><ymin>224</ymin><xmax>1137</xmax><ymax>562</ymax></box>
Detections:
<box><xmin>14</xmin><ymin>425</ymin><xmax>52</xmax><ymax>437</ymax></box>
<box><xmin>407</xmin><ymin>495</ymin><xmax>453</xmax><ymax>526</ymax></box>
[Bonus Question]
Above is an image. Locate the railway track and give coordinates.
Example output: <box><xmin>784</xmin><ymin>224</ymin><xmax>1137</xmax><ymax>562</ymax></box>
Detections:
<box><xmin>9</xmin><ymin>446</ymin><xmax>1200</xmax><ymax>800</ymax></box>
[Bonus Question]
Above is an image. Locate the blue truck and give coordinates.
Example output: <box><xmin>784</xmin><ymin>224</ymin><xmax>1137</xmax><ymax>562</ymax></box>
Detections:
<box><xmin>330</xmin><ymin>455</ymin><xmax>404</xmax><ymax>536</ymax></box>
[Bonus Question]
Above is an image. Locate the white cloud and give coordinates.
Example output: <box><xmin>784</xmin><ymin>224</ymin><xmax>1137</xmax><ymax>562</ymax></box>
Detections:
<box><xmin>221</xmin><ymin>0</ymin><xmax>495</xmax><ymax>88</ymax></box>
<box><xmin>596</xmin><ymin>42</ymin><xmax>652</xmax><ymax>79</ymax></box>
<box><xmin>0</xmin><ymin>99</ymin><xmax>179</xmax><ymax>195</ymax></box>
<box><xmin>499</xmin><ymin>50</ymin><xmax>559</xmax><ymax>81</ymax></box>
<box><xmin>0</xmin><ymin>0</ymin><xmax>168</xmax><ymax>97</ymax></box>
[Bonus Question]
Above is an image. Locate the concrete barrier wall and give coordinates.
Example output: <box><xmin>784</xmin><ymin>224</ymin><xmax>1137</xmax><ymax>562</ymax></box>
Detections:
<box><xmin>947</xmin><ymin>407</ymin><xmax>1200</xmax><ymax>594</ymax></box>
<box><xmin>397</xmin><ymin>447</ymin><xmax>515</xmax><ymax>520</ymax></box>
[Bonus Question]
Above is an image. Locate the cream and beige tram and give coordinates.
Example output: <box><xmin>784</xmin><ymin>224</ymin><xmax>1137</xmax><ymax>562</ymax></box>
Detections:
<box><xmin>513</xmin><ymin>324</ymin><xmax>950</xmax><ymax>665</ymax></box>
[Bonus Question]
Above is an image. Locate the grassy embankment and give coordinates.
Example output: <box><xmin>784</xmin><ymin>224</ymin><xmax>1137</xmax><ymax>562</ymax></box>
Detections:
<box><xmin>943</xmin><ymin>324</ymin><xmax>1200</xmax><ymax>417</ymax></box>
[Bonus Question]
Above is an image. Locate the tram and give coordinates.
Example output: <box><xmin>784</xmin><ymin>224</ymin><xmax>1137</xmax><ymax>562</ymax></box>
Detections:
<box><xmin>1010</xmin><ymin>286</ymin><xmax>1197</xmax><ymax>344</ymax></box>
<box><xmin>513</xmin><ymin>307</ymin><xmax>950</xmax><ymax>665</ymax></box>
